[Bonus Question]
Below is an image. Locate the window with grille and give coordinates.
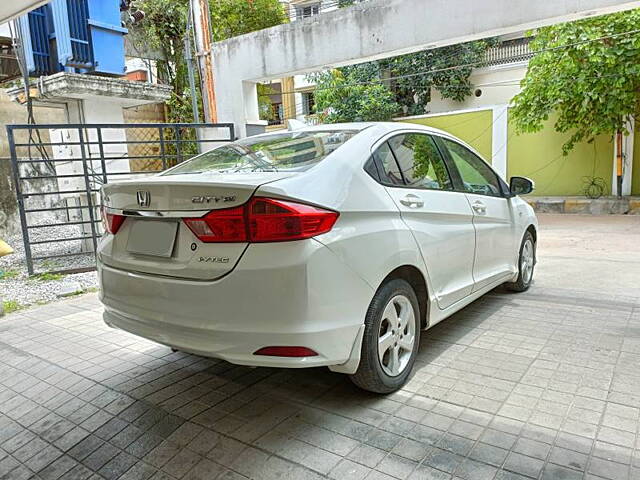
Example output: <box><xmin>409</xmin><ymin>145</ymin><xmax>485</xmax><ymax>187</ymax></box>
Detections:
<box><xmin>296</xmin><ymin>3</ymin><xmax>320</xmax><ymax>18</ymax></box>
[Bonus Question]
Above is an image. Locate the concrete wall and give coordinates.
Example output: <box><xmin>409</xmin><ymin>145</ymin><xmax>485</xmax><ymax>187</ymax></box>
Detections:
<box><xmin>507</xmin><ymin>113</ymin><xmax>614</xmax><ymax>196</ymax></box>
<box><xmin>428</xmin><ymin>65</ymin><xmax>528</xmax><ymax>114</ymax></box>
<box><xmin>0</xmin><ymin>90</ymin><xmax>67</xmax><ymax>237</ymax></box>
<box><xmin>398</xmin><ymin>108</ymin><xmax>616</xmax><ymax>196</ymax></box>
<box><xmin>402</xmin><ymin>110</ymin><xmax>494</xmax><ymax>163</ymax></box>
<box><xmin>212</xmin><ymin>0</ymin><xmax>640</xmax><ymax>137</ymax></box>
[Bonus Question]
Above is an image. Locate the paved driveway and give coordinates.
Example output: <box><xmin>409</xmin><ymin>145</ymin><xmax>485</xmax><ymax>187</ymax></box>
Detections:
<box><xmin>1</xmin><ymin>214</ymin><xmax>639</xmax><ymax>480</ymax></box>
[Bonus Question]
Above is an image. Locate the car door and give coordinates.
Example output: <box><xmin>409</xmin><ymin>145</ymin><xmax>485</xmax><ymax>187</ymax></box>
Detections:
<box><xmin>438</xmin><ymin>137</ymin><xmax>516</xmax><ymax>291</ymax></box>
<box><xmin>371</xmin><ymin>133</ymin><xmax>476</xmax><ymax>310</ymax></box>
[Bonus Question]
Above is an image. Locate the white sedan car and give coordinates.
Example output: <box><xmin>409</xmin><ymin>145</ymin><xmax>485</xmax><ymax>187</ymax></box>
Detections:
<box><xmin>98</xmin><ymin>123</ymin><xmax>537</xmax><ymax>393</ymax></box>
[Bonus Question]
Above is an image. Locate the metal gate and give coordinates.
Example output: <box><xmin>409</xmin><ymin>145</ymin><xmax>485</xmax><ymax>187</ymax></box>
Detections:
<box><xmin>7</xmin><ymin>122</ymin><xmax>234</xmax><ymax>276</ymax></box>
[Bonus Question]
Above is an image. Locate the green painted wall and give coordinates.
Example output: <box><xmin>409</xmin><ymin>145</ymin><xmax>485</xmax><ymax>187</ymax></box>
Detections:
<box><xmin>403</xmin><ymin>110</ymin><xmax>493</xmax><ymax>163</ymax></box>
<box><xmin>507</xmin><ymin>112</ymin><xmax>614</xmax><ymax>196</ymax></box>
<box><xmin>400</xmin><ymin>109</ymin><xmax>618</xmax><ymax>196</ymax></box>
<box><xmin>633</xmin><ymin>128</ymin><xmax>640</xmax><ymax>195</ymax></box>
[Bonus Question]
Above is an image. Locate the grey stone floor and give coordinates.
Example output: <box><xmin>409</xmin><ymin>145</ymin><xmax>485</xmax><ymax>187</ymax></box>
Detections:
<box><xmin>1</xmin><ymin>285</ymin><xmax>639</xmax><ymax>480</ymax></box>
<box><xmin>1</xmin><ymin>214</ymin><xmax>639</xmax><ymax>480</ymax></box>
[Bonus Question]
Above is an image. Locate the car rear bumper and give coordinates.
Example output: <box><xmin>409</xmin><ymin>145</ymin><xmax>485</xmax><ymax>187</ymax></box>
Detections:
<box><xmin>98</xmin><ymin>239</ymin><xmax>373</xmax><ymax>368</ymax></box>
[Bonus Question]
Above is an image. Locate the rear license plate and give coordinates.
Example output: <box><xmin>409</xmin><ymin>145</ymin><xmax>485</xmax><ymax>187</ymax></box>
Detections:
<box><xmin>126</xmin><ymin>220</ymin><xmax>178</xmax><ymax>258</ymax></box>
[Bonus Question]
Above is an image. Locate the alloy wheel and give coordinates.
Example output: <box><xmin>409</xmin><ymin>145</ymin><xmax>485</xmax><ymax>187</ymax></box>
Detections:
<box><xmin>521</xmin><ymin>238</ymin><xmax>534</xmax><ymax>284</ymax></box>
<box><xmin>377</xmin><ymin>295</ymin><xmax>416</xmax><ymax>377</ymax></box>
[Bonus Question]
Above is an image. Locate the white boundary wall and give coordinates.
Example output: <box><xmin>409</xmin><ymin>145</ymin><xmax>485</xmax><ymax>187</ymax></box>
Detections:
<box><xmin>212</xmin><ymin>0</ymin><xmax>640</xmax><ymax>137</ymax></box>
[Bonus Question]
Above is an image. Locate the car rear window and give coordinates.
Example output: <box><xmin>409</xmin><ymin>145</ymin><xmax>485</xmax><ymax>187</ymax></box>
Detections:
<box><xmin>162</xmin><ymin>130</ymin><xmax>359</xmax><ymax>175</ymax></box>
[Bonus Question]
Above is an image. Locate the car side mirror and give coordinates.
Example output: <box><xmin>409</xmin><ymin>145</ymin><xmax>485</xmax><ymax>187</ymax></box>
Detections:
<box><xmin>509</xmin><ymin>176</ymin><xmax>534</xmax><ymax>196</ymax></box>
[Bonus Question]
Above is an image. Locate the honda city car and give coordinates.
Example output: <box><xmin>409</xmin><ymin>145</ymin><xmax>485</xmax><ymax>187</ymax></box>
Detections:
<box><xmin>98</xmin><ymin>122</ymin><xmax>537</xmax><ymax>393</ymax></box>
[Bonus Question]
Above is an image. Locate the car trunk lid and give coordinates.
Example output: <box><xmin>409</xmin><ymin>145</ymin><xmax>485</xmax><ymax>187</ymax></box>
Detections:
<box><xmin>99</xmin><ymin>172</ymin><xmax>294</xmax><ymax>280</ymax></box>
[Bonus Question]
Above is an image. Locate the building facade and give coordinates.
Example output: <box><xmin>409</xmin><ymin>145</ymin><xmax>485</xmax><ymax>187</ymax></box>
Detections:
<box><xmin>265</xmin><ymin>6</ymin><xmax>638</xmax><ymax>197</ymax></box>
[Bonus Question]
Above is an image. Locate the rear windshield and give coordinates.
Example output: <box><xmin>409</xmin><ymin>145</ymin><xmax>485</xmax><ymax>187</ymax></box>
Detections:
<box><xmin>162</xmin><ymin>130</ymin><xmax>358</xmax><ymax>175</ymax></box>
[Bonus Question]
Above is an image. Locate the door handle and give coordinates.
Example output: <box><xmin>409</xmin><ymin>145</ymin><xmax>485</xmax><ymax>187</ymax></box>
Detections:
<box><xmin>399</xmin><ymin>194</ymin><xmax>424</xmax><ymax>208</ymax></box>
<box><xmin>471</xmin><ymin>201</ymin><xmax>486</xmax><ymax>214</ymax></box>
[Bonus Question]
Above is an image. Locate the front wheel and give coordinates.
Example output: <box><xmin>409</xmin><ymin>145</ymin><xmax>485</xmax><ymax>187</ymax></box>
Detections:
<box><xmin>505</xmin><ymin>231</ymin><xmax>536</xmax><ymax>292</ymax></box>
<box><xmin>350</xmin><ymin>279</ymin><xmax>420</xmax><ymax>394</ymax></box>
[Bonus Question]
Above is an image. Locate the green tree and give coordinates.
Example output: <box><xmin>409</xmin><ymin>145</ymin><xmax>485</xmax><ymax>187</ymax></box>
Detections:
<box><xmin>510</xmin><ymin>10</ymin><xmax>640</xmax><ymax>154</ymax></box>
<box><xmin>133</xmin><ymin>0</ymin><xmax>288</xmax><ymax>123</ymax></box>
<box><xmin>381</xmin><ymin>39</ymin><xmax>497</xmax><ymax>116</ymax></box>
<box><xmin>311</xmin><ymin>39</ymin><xmax>497</xmax><ymax>120</ymax></box>
<box><xmin>211</xmin><ymin>0</ymin><xmax>288</xmax><ymax>41</ymax></box>
<box><xmin>312</xmin><ymin>69</ymin><xmax>399</xmax><ymax>123</ymax></box>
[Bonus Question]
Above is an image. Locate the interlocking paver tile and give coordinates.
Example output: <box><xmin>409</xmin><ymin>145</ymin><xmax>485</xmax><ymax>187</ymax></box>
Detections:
<box><xmin>376</xmin><ymin>453</ymin><xmax>418</xmax><ymax>479</ymax></box>
<box><xmin>67</xmin><ymin>435</ymin><xmax>105</xmax><ymax>461</ymax></box>
<box><xmin>468</xmin><ymin>442</ymin><xmax>508</xmax><ymax>467</ymax></box>
<box><xmin>24</xmin><ymin>444</ymin><xmax>63</xmax><ymax>472</ymax></box>
<box><xmin>118</xmin><ymin>461</ymin><xmax>157</xmax><ymax>480</ymax></box>
<box><xmin>503</xmin><ymin>452</ymin><xmax>544</xmax><ymax>479</ymax></box>
<box><xmin>183</xmin><ymin>458</ymin><xmax>225</xmax><ymax>480</ymax></box>
<box><xmin>329</xmin><ymin>459</ymin><xmax>371</xmax><ymax>480</ymax></box>
<box><xmin>512</xmin><ymin>437</ymin><xmax>551</xmax><ymax>460</ymax></box>
<box><xmin>422</xmin><ymin>447</ymin><xmax>463</xmax><ymax>474</ymax></box>
<box><xmin>38</xmin><ymin>455</ymin><xmax>78</xmax><ymax>480</ymax></box>
<box><xmin>13</xmin><ymin>436</ymin><xmax>50</xmax><ymax>462</ymax></box>
<box><xmin>205</xmin><ymin>437</ymin><xmax>246</xmax><ymax>467</ymax></box>
<box><xmin>455</xmin><ymin>458</ymin><xmax>498</xmax><ymax>480</ymax></box>
<box><xmin>82</xmin><ymin>443</ymin><xmax>120</xmax><ymax>471</ymax></box>
<box><xmin>548</xmin><ymin>446</ymin><xmax>588</xmax><ymax>471</ymax></box>
<box><xmin>2</xmin><ymin>430</ymin><xmax>37</xmax><ymax>454</ymax></box>
<box><xmin>0</xmin><ymin>455</ymin><xmax>21</xmax><ymax>477</ymax></box>
<box><xmin>0</xmin><ymin>245</ymin><xmax>638</xmax><ymax>480</ymax></box>
<box><xmin>347</xmin><ymin>444</ymin><xmax>386</xmax><ymax>469</ymax></box>
<box><xmin>125</xmin><ymin>432</ymin><xmax>164</xmax><ymax>458</ymax></box>
<box><xmin>98</xmin><ymin>451</ymin><xmax>138</xmax><ymax>480</ymax></box>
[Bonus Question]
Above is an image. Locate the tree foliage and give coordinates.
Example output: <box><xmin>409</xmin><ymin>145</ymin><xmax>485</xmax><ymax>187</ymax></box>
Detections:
<box><xmin>379</xmin><ymin>39</ymin><xmax>498</xmax><ymax>116</ymax></box>
<box><xmin>133</xmin><ymin>0</ymin><xmax>287</xmax><ymax>123</ymax></box>
<box><xmin>211</xmin><ymin>0</ymin><xmax>289</xmax><ymax>41</ymax></box>
<box><xmin>510</xmin><ymin>10</ymin><xmax>640</xmax><ymax>154</ymax></box>
<box><xmin>312</xmin><ymin>39</ymin><xmax>497</xmax><ymax>121</ymax></box>
<box><xmin>311</xmin><ymin>68</ymin><xmax>399</xmax><ymax>123</ymax></box>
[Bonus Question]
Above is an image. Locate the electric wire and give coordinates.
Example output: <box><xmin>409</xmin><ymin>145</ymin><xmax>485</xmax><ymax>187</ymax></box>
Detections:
<box><xmin>275</xmin><ymin>27</ymin><xmax>640</xmax><ymax>96</ymax></box>
<box><xmin>9</xmin><ymin>20</ymin><xmax>53</xmax><ymax>172</ymax></box>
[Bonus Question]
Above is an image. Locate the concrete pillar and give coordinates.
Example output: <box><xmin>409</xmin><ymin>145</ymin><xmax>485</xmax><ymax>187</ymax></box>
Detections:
<box><xmin>281</xmin><ymin>77</ymin><xmax>296</xmax><ymax>124</ymax></box>
<box><xmin>611</xmin><ymin>118</ymin><xmax>634</xmax><ymax>196</ymax></box>
<box><xmin>491</xmin><ymin>105</ymin><xmax>509</xmax><ymax>180</ymax></box>
<box><xmin>52</xmin><ymin>98</ymin><xmax>131</xmax><ymax>252</ymax></box>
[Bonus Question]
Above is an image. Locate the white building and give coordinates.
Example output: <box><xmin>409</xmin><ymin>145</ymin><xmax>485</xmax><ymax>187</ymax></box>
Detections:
<box><xmin>268</xmin><ymin>1</ymin><xmax>533</xmax><ymax>129</ymax></box>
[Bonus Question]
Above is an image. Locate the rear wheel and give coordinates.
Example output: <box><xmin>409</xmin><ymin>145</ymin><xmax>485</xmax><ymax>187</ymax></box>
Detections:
<box><xmin>350</xmin><ymin>279</ymin><xmax>420</xmax><ymax>394</ymax></box>
<box><xmin>505</xmin><ymin>231</ymin><xmax>535</xmax><ymax>292</ymax></box>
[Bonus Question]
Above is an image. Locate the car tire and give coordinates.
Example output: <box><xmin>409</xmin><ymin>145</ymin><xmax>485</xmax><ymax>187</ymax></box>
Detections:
<box><xmin>505</xmin><ymin>231</ymin><xmax>536</xmax><ymax>293</ymax></box>
<box><xmin>350</xmin><ymin>278</ymin><xmax>421</xmax><ymax>394</ymax></box>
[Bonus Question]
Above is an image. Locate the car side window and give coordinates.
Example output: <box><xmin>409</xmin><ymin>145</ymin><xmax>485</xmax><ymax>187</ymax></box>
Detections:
<box><xmin>372</xmin><ymin>142</ymin><xmax>404</xmax><ymax>186</ymax></box>
<box><xmin>441</xmin><ymin>138</ymin><xmax>502</xmax><ymax>197</ymax></box>
<box><xmin>387</xmin><ymin>134</ymin><xmax>452</xmax><ymax>190</ymax></box>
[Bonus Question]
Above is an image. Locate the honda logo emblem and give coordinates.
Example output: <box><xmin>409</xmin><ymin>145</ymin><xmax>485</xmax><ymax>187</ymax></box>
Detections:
<box><xmin>136</xmin><ymin>191</ymin><xmax>151</xmax><ymax>207</ymax></box>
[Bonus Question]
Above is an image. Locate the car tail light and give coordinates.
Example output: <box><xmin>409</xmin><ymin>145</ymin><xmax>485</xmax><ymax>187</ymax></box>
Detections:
<box><xmin>183</xmin><ymin>206</ymin><xmax>247</xmax><ymax>243</ymax></box>
<box><xmin>184</xmin><ymin>197</ymin><xmax>338</xmax><ymax>243</ymax></box>
<box><xmin>254</xmin><ymin>346</ymin><xmax>318</xmax><ymax>357</ymax></box>
<box><xmin>248</xmin><ymin>197</ymin><xmax>338</xmax><ymax>242</ymax></box>
<box><xmin>101</xmin><ymin>206</ymin><xmax>125</xmax><ymax>234</ymax></box>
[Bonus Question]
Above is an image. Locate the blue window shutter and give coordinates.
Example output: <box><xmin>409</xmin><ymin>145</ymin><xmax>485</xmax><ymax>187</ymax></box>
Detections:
<box><xmin>52</xmin><ymin>0</ymin><xmax>92</xmax><ymax>69</ymax></box>
<box><xmin>50</xmin><ymin>0</ymin><xmax>72</xmax><ymax>66</ymax></box>
<box><xmin>18</xmin><ymin>15</ymin><xmax>36</xmax><ymax>74</ymax></box>
<box><xmin>19</xmin><ymin>7</ymin><xmax>52</xmax><ymax>76</ymax></box>
<box><xmin>67</xmin><ymin>0</ymin><xmax>92</xmax><ymax>67</ymax></box>
<box><xmin>87</xmin><ymin>0</ymin><xmax>127</xmax><ymax>75</ymax></box>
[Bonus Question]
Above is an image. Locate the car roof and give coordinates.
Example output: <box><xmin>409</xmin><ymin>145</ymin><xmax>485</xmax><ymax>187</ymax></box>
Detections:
<box><xmin>290</xmin><ymin>121</ymin><xmax>454</xmax><ymax>138</ymax></box>
<box><xmin>238</xmin><ymin>122</ymin><xmax>486</xmax><ymax>162</ymax></box>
